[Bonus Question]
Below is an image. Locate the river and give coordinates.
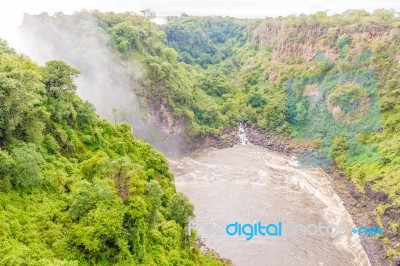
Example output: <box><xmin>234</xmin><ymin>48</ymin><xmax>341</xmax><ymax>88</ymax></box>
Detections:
<box><xmin>169</xmin><ymin>144</ymin><xmax>371</xmax><ymax>266</ymax></box>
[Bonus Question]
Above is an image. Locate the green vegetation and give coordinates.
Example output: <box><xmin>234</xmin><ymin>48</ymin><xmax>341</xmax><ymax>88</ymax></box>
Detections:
<box><xmin>8</xmin><ymin>8</ymin><xmax>400</xmax><ymax>263</ymax></box>
<box><xmin>0</xmin><ymin>41</ymin><xmax>223</xmax><ymax>265</ymax></box>
<box><xmin>165</xmin><ymin>17</ymin><xmax>246</xmax><ymax>67</ymax></box>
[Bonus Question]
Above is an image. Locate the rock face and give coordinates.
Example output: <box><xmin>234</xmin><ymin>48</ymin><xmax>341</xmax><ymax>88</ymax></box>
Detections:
<box><xmin>324</xmin><ymin>170</ymin><xmax>389</xmax><ymax>266</ymax></box>
<box><xmin>252</xmin><ymin>23</ymin><xmax>396</xmax><ymax>71</ymax></box>
<box><xmin>190</xmin><ymin>126</ymin><xmax>237</xmax><ymax>149</ymax></box>
<box><xmin>364</xmin><ymin>180</ymin><xmax>400</xmax><ymax>252</ymax></box>
<box><xmin>393</xmin><ymin>255</ymin><xmax>400</xmax><ymax>266</ymax></box>
<box><xmin>364</xmin><ymin>31</ymin><xmax>374</xmax><ymax>41</ymax></box>
<box><xmin>382</xmin><ymin>206</ymin><xmax>400</xmax><ymax>244</ymax></box>
<box><xmin>246</xmin><ymin>127</ymin><xmax>291</xmax><ymax>152</ymax></box>
<box><xmin>187</xmin><ymin>126</ymin><xmax>292</xmax><ymax>153</ymax></box>
<box><xmin>365</xmin><ymin>180</ymin><xmax>389</xmax><ymax>203</ymax></box>
<box><xmin>153</xmin><ymin>103</ymin><xmax>184</xmax><ymax>135</ymax></box>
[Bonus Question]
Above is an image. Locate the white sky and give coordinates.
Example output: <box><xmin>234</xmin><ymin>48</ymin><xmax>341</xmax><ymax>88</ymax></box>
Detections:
<box><xmin>0</xmin><ymin>0</ymin><xmax>399</xmax><ymax>48</ymax></box>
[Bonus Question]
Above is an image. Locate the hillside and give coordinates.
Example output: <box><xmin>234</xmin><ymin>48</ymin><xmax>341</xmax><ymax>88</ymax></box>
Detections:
<box><xmin>0</xmin><ymin>41</ymin><xmax>228</xmax><ymax>265</ymax></box>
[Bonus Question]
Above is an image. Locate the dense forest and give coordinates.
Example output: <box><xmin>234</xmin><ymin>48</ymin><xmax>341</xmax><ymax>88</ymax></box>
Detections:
<box><xmin>1</xmin><ymin>8</ymin><xmax>400</xmax><ymax>264</ymax></box>
<box><xmin>0</xmin><ymin>42</ymin><xmax>227</xmax><ymax>265</ymax></box>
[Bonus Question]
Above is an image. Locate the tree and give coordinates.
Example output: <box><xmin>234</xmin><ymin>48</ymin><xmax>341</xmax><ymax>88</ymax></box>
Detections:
<box><xmin>0</xmin><ymin>149</ymin><xmax>14</xmax><ymax>177</ymax></box>
<box><xmin>163</xmin><ymin>48</ymin><xmax>178</xmax><ymax>63</ymax></box>
<box><xmin>166</xmin><ymin>192</ymin><xmax>194</xmax><ymax>227</ymax></box>
<box><xmin>0</xmin><ymin>54</ymin><xmax>45</xmax><ymax>145</ymax></box>
<box><xmin>140</xmin><ymin>9</ymin><xmax>156</xmax><ymax>20</ymax></box>
<box><xmin>248</xmin><ymin>92</ymin><xmax>266</xmax><ymax>108</ymax></box>
<box><xmin>69</xmin><ymin>179</ymin><xmax>125</xmax><ymax>254</ymax></box>
<box><xmin>144</xmin><ymin>180</ymin><xmax>163</xmax><ymax>226</ymax></box>
<box><xmin>42</xmin><ymin>60</ymin><xmax>80</xmax><ymax>97</ymax></box>
<box><xmin>11</xmin><ymin>143</ymin><xmax>44</xmax><ymax>189</ymax></box>
<box><xmin>112</xmin><ymin>108</ymin><xmax>117</xmax><ymax>125</ymax></box>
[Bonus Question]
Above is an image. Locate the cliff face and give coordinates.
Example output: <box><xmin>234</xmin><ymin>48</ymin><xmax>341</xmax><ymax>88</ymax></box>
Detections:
<box><xmin>254</xmin><ymin>23</ymin><xmax>396</xmax><ymax>61</ymax></box>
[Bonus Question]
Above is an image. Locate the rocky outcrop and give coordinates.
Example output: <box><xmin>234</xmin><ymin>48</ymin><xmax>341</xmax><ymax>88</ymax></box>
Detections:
<box><xmin>365</xmin><ymin>180</ymin><xmax>390</xmax><ymax>203</ymax></box>
<box><xmin>187</xmin><ymin>126</ymin><xmax>292</xmax><ymax>153</ymax></box>
<box><xmin>188</xmin><ymin>126</ymin><xmax>238</xmax><ymax>151</ymax></box>
<box><xmin>382</xmin><ymin>206</ymin><xmax>400</xmax><ymax>244</ymax></box>
<box><xmin>246</xmin><ymin>127</ymin><xmax>291</xmax><ymax>152</ymax></box>
<box><xmin>326</xmin><ymin>169</ymin><xmax>389</xmax><ymax>266</ymax></box>
<box><xmin>152</xmin><ymin>102</ymin><xmax>184</xmax><ymax>135</ymax></box>
<box><xmin>393</xmin><ymin>255</ymin><xmax>400</xmax><ymax>266</ymax></box>
<box><xmin>253</xmin><ymin>23</ymin><xmax>397</xmax><ymax>63</ymax></box>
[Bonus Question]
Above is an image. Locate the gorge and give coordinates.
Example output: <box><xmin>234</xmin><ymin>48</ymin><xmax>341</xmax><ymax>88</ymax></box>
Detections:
<box><xmin>0</xmin><ymin>8</ymin><xmax>399</xmax><ymax>265</ymax></box>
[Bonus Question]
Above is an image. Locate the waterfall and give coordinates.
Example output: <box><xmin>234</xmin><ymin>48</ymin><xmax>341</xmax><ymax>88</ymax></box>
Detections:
<box><xmin>238</xmin><ymin>122</ymin><xmax>250</xmax><ymax>145</ymax></box>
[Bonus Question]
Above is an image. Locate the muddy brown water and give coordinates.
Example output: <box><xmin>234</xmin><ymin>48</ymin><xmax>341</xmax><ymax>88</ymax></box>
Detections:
<box><xmin>169</xmin><ymin>144</ymin><xmax>370</xmax><ymax>266</ymax></box>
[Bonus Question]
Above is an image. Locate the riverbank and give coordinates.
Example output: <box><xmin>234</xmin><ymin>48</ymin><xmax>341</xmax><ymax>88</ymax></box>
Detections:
<box><xmin>187</xmin><ymin>126</ymin><xmax>394</xmax><ymax>266</ymax></box>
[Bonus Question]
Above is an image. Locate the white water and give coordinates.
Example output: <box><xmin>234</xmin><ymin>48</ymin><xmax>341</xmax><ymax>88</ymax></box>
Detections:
<box><xmin>238</xmin><ymin>122</ymin><xmax>250</xmax><ymax>145</ymax></box>
<box><xmin>170</xmin><ymin>142</ymin><xmax>371</xmax><ymax>265</ymax></box>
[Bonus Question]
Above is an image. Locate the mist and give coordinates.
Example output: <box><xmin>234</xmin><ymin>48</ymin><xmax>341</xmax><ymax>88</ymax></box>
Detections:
<box><xmin>19</xmin><ymin>12</ymin><xmax>185</xmax><ymax>155</ymax></box>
